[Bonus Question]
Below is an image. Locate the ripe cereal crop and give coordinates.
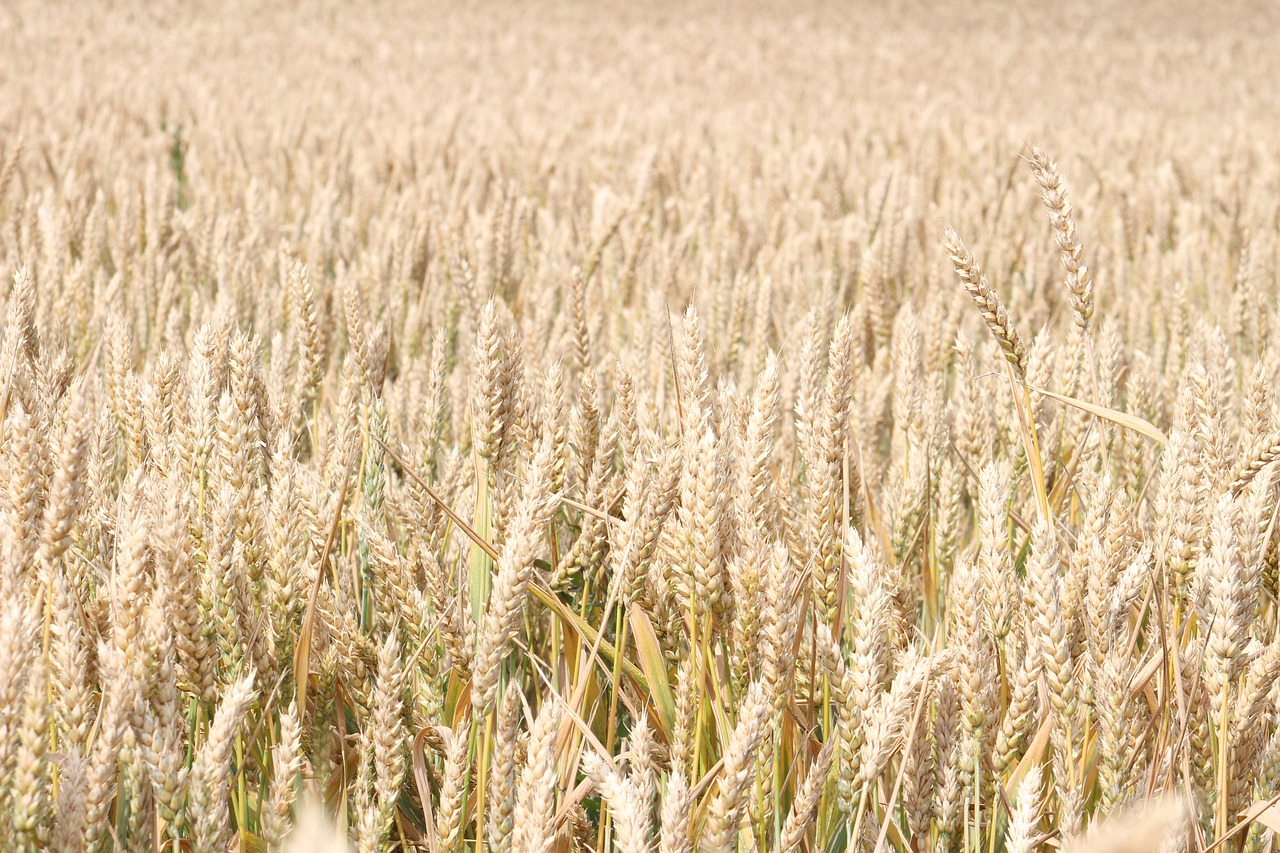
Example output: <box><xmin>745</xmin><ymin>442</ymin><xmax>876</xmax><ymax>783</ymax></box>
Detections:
<box><xmin>2</xmin><ymin>1</ymin><xmax>1279</xmax><ymax>851</ymax></box>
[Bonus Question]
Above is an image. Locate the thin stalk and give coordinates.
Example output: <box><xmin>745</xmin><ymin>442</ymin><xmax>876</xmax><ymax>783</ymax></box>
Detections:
<box><xmin>1082</xmin><ymin>331</ymin><xmax>1112</xmax><ymax>473</ymax></box>
<box><xmin>1215</xmin><ymin>681</ymin><xmax>1230</xmax><ymax>842</ymax></box>
<box><xmin>1008</xmin><ymin>364</ymin><xmax>1051</xmax><ymax>525</ymax></box>
<box><xmin>234</xmin><ymin>733</ymin><xmax>247</xmax><ymax>846</ymax></box>
<box><xmin>973</xmin><ymin>750</ymin><xmax>982</xmax><ymax>853</ymax></box>
<box><xmin>473</xmin><ymin>712</ymin><xmax>492</xmax><ymax>853</ymax></box>
<box><xmin>598</xmin><ymin>605</ymin><xmax>630</xmax><ymax>853</ymax></box>
<box><xmin>849</xmin><ymin>782</ymin><xmax>872</xmax><ymax>850</ymax></box>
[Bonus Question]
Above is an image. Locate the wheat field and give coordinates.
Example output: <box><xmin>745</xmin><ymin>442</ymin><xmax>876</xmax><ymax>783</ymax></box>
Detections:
<box><xmin>3</xmin><ymin>0</ymin><xmax>1280</xmax><ymax>851</ymax></box>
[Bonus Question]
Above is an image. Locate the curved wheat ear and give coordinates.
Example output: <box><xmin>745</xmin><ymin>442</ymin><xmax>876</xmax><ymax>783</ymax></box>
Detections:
<box><xmin>942</xmin><ymin>226</ymin><xmax>1027</xmax><ymax>380</ymax></box>
<box><xmin>1231</xmin><ymin>431</ymin><xmax>1280</xmax><ymax>494</ymax></box>
<box><xmin>1027</xmin><ymin>145</ymin><xmax>1095</xmax><ymax>330</ymax></box>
